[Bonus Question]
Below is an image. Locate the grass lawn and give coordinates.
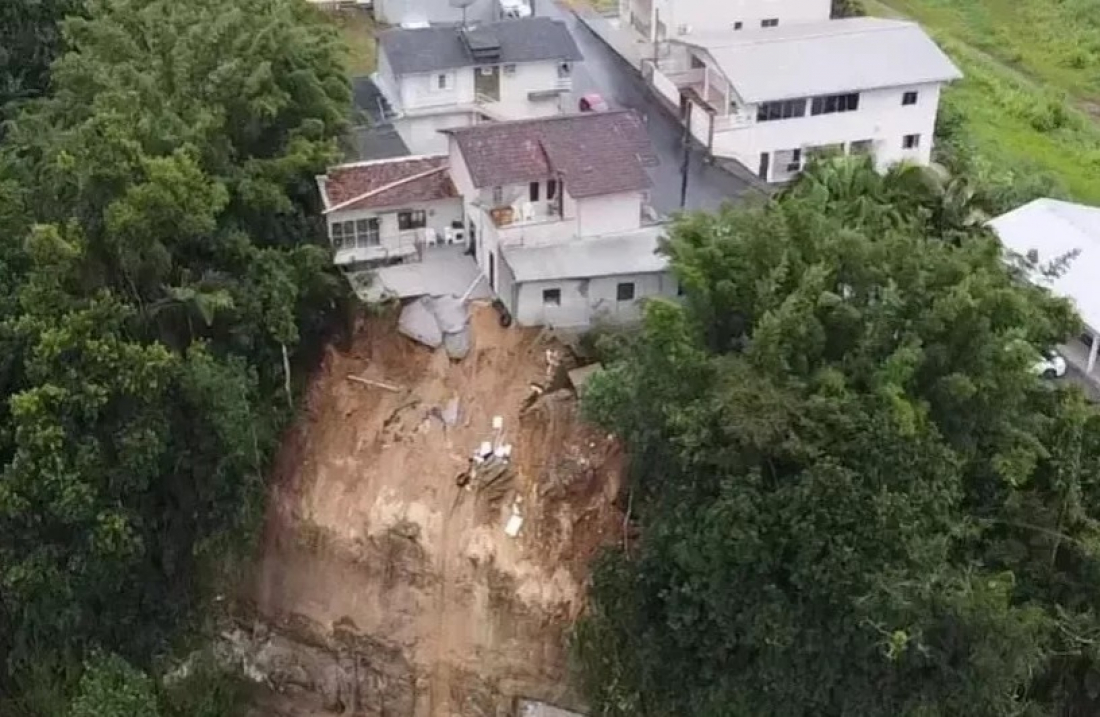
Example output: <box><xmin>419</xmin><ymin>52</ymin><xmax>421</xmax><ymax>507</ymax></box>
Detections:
<box><xmin>327</xmin><ymin>8</ymin><xmax>378</xmax><ymax>77</ymax></box>
<box><xmin>866</xmin><ymin>0</ymin><xmax>1100</xmax><ymax>204</ymax></box>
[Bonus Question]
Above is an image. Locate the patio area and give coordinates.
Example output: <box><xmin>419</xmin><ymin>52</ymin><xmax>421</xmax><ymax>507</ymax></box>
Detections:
<box><xmin>344</xmin><ymin>244</ymin><xmax>493</xmax><ymax>302</ymax></box>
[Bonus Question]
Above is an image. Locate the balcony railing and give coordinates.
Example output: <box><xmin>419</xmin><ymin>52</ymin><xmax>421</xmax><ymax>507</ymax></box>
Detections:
<box><xmin>333</xmin><ymin>228</ymin><xmax>434</xmax><ymax>266</ymax></box>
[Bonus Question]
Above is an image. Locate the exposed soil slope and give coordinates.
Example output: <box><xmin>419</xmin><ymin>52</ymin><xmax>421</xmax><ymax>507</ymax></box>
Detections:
<box><xmin>247</xmin><ymin>305</ymin><xmax>623</xmax><ymax>716</ymax></box>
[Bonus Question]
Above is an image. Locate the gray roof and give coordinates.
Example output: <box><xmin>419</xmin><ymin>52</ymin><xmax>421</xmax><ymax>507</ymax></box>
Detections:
<box><xmin>502</xmin><ymin>227</ymin><xmax>668</xmax><ymax>283</ymax></box>
<box><xmin>675</xmin><ymin>18</ymin><xmax>962</xmax><ymax>102</ymax></box>
<box><xmin>990</xmin><ymin>198</ymin><xmax>1100</xmax><ymax>333</ymax></box>
<box><xmin>378</xmin><ymin>17</ymin><xmax>582</xmax><ymax>75</ymax></box>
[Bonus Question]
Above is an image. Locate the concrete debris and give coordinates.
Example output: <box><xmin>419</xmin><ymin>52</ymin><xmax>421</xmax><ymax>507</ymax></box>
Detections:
<box><xmin>504</xmin><ymin>510</ymin><xmax>524</xmax><ymax>537</ymax></box>
<box><xmin>398</xmin><ymin>299</ymin><xmax>442</xmax><ymax>348</ymax></box>
<box><xmin>398</xmin><ymin>294</ymin><xmax>473</xmax><ymax>359</ymax></box>
<box><xmin>441</xmin><ymin>396</ymin><xmax>460</xmax><ymax>427</ymax></box>
<box><xmin>492</xmin><ymin>415</ymin><xmax>504</xmax><ymax>431</ymax></box>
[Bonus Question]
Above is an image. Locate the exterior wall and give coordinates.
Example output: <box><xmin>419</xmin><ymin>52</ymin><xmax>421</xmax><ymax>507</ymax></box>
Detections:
<box><xmin>704</xmin><ymin>82</ymin><xmax>944</xmax><ymax>180</ymax></box>
<box><xmin>628</xmin><ymin>0</ymin><xmax>830</xmax><ymax>41</ymax></box>
<box><xmin>576</xmin><ymin>192</ymin><xmax>642</xmax><ymax>236</ymax></box>
<box><xmin>492</xmin><ymin>61</ymin><xmax>570</xmax><ymax>117</ymax></box>
<box><xmin>394</xmin><ymin>111</ymin><xmax>479</xmax><ymax>155</ymax></box>
<box><xmin>327</xmin><ymin>197</ymin><xmax>463</xmax><ymax>265</ymax></box>
<box><xmin>398</xmin><ymin>67</ymin><xmax>477</xmax><ymax>111</ymax></box>
<box><xmin>512</xmin><ymin>271</ymin><xmax>677</xmax><ymax>327</ymax></box>
<box><xmin>374</xmin><ymin>0</ymin><xmax>494</xmax><ymax>26</ymax></box>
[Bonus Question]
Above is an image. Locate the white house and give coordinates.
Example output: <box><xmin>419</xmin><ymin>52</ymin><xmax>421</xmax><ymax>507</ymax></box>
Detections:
<box><xmin>620</xmin><ymin>0</ymin><xmax>830</xmax><ymax>43</ymax></box>
<box><xmin>316</xmin><ymin>155</ymin><xmax>464</xmax><ymax>268</ymax></box>
<box><xmin>371</xmin><ymin>0</ymin><xmax>530</xmax><ymax>26</ymax></box>
<box><xmin>645</xmin><ymin>18</ymin><xmax>962</xmax><ymax>182</ymax></box>
<box><xmin>375</xmin><ymin>18</ymin><xmax>583</xmax><ymax>155</ymax></box>
<box><xmin>445</xmin><ymin>111</ymin><xmax>677</xmax><ymax>327</ymax></box>
<box><xmin>990</xmin><ymin>198</ymin><xmax>1100</xmax><ymax>376</ymax></box>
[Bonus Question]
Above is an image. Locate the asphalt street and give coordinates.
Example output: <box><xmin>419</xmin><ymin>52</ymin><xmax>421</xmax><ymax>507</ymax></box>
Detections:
<box><xmin>541</xmin><ymin>1</ymin><xmax>755</xmax><ymax>215</ymax></box>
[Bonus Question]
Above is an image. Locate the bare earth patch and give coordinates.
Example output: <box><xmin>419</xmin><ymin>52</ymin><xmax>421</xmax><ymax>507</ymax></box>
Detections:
<box><xmin>246</xmin><ymin>304</ymin><xmax>624</xmax><ymax>716</ymax></box>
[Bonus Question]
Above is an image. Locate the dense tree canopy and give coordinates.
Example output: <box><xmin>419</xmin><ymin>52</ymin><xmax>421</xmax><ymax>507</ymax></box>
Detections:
<box><xmin>0</xmin><ymin>0</ymin><xmax>351</xmax><ymax>711</ymax></box>
<box><xmin>0</xmin><ymin>0</ymin><xmax>83</xmax><ymax>111</ymax></box>
<box><xmin>576</xmin><ymin>156</ymin><xmax>1100</xmax><ymax>717</ymax></box>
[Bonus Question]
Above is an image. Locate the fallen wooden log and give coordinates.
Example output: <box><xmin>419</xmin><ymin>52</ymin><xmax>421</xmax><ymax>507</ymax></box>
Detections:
<box><xmin>347</xmin><ymin>374</ymin><xmax>404</xmax><ymax>392</ymax></box>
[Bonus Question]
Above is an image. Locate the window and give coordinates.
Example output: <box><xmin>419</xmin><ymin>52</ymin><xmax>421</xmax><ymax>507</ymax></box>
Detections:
<box><xmin>733</xmin><ymin>21</ymin><xmax>743</xmax><ymax>30</ymax></box>
<box><xmin>503</xmin><ymin>64</ymin><xmax>516</xmax><ymax>76</ymax></box>
<box><xmin>903</xmin><ymin>133</ymin><xmax>921</xmax><ymax>149</ymax></box>
<box><xmin>529</xmin><ymin>181</ymin><xmax>540</xmax><ymax>202</ymax></box>
<box><xmin>785</xmin><ymin>148</ymin><xmax>802</xmax><ymax>172</ymax></box>
<box><xmin>902</xmin><ymin>91</ymin><xmax>919</xmax><ymax>106</ymax></box>
<box><xmin>761</xmin><ymin>18</ymin><xmax>779</xmax><ymax>27</ymax></box>
<box><xmin>543</xmin><ymin>288</ymin><xmax>561</xmax><ymax>306</ymax></box>
<box><xmin>547</xmin><ymin>179</ymin><xmax>558</xmax><ymax>200</ymax></box>
<box><xmin>811</xmin><ymin>92</ymin><xmax>860</xmax><ymax>116</ymax></box>
<box><xmin>849</xmin><ymin>139</ymin><xmax>874</xmax><ymax>155</ymax></box>
<box><xmin>757</xmin><ymin>98</ymin><xmax>807</xmax><ymax>122</ymax></box>
<box><xmin>398</xmin><ymin>210</ymin><xmax>426</xmax><ymax>230</ymax></box>
<box><xmin>331</xmin><ymin>218</ymin><xmax>379</xmax><ymax>249</ymax></box>
<box><xmin>690</xmin><ymin>55</ymin><xmax>705</xmax><ymax>69</ymax></box>
<box><xmin>492</xmin><ymin>186</ymin><xmax>504</xmax><ymax>205</ymax></box>
<box><xmin>616</xmin><ymin>282</ymin><xmax>635</xmax><ymax>301</ymax></box>
<box><xmin>436</xmin><ymin>73</ymin><xmax>450</xmax><ymax>90</ymax></box>
<box><xmin>558</xmin><ymin>62</ymin><xmax>572</xmax><ymax>78</ymax></box>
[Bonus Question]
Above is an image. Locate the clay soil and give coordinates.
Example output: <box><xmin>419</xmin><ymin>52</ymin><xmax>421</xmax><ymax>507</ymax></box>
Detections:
<box><xmin>250</xmin><ymin>303</ymin><xmax>625</xmax><ymax>716</ymax></box>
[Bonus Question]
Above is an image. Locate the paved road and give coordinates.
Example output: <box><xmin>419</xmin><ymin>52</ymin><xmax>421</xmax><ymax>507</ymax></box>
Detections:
<box><xmin>542</xmin><ymin>1</ymin><xmax>756</xmax><ymax>215</ymax></box>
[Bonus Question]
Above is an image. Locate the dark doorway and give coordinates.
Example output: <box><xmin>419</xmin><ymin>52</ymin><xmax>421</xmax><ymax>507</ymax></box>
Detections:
<box><xmin>475</xmin><ymin>65</ymin><xmax>501</xmax><ymax>102</ymax></box>
<box><xmin>489</xmin><ymin>252</ymin><xmax>496</xmax><ymax>291</ymax></box>
<box><xmin>758</xmin><ymin>152</ymin><xmax>770</xmax><ymax>181</ymax></box>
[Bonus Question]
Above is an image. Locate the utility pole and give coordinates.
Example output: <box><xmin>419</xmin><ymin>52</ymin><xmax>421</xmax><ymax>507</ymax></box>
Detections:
<box><xmin>679</xmin><ymin>91</ymin><xmax>691</xmax><ymax>209</ymax></box>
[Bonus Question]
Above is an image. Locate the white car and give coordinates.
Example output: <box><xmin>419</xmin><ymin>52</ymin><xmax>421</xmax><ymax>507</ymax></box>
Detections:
<box><xmin>1034</xmin><ymin>349</ymin><xmax>1067</xmax><ymax>379</ymax></box>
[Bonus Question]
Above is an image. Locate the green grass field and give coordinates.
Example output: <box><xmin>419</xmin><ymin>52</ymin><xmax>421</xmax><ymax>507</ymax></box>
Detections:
<box><xmin>868</xmin><ymin>0</ymin><xmax>1100</xmax><ymax>203</ymax></box>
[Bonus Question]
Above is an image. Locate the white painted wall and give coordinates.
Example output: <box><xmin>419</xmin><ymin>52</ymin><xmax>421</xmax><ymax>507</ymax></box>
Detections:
<box><xmin>512</xmin><ymin>271</ymin><xmax>677</xmax><ymax>327</ymax></box>
<box><xmin>630</xmin><ymin>0</ymin><xmax>830</xmax><ymax>40</ymax></box>
<box><xmin>395</xmin><ymin>111</ymin><xmax>480</xmax><ymax>155</ymax></box>
<box><xmin>374</xmin><ymin>0</ymin><xmax>494</xmax><ymax>26</ymax></box>
<box><xmin>576</xmin><ymin>192</ymin><xmax>642</xmax><ymax>236</ymax></box>
<box><xmin>326</xmin><ymin>197</ymin><xmax>463</xmax><ymax>265</ymax></box>
<box><xmin>702</xmin><ymin>83</ymin><xmax>944</xmax><ymax>180</ymax></box>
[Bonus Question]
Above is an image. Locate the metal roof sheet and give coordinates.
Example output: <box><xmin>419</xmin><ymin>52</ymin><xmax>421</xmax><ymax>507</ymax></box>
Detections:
<box><xmin>675</xmin><ymin>18</ymin><xmax>962</xmax><ymax>102</ymax></box>
<box><xmin>502</xmin><ymin>226</ymin><xmax>668</xmax><ymax>282</ymax></box>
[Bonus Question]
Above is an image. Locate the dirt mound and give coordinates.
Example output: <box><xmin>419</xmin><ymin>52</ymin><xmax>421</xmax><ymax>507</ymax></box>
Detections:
<box><xmin>248</xmin><ymin>304</ymin><xmax>624</xmax><ymax>716</ymax></box>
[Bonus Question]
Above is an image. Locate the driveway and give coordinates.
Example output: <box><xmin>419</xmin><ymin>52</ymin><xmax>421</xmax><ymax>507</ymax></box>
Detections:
<box><xmin>542</xmin><ymin>1</ymin><xmax>756</xmax><ymax>215</ymax></box>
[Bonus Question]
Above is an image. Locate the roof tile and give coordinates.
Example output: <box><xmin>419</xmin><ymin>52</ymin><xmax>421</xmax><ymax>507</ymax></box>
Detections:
<box><xmin>321</xmin><ymin>156</ymin><xmax>458</xmax><ymax>212</ymax></box>
<box><xmin>446</xmin><ymin>111</ymin><xmax>656</xmax><ymax>198</ymax></box>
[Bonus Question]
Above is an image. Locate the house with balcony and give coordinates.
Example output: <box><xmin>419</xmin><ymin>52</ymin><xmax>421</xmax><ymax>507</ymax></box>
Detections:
<box><xmin>444</xmin><ymin>111</ymin><xmax>677</xmax><ymax>328</ymax></box>
<box><xmin>317</xmin><ymin>155</ymin><xmax>486</xmax><ymax>300</ymax></box>
<box><xmin>375</xmin><ymin>18</ymin><xmax>583</xmax><ymax>155</ymax></box>
<box><xmin>645</xmin><ymin>18</ymin><xmax>962</xmax><ymax>182</ymax></box>
<box><xmin>620</xmin><ymin>0</ymin><xmax>830</xmax><ymax>44</ymax></box>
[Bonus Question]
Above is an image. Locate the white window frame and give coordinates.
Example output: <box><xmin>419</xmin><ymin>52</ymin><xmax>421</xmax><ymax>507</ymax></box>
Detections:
<box><xmin>542</xmin><ymin>288</ymin><xmax>561</xmax><ymax>306</ymax></box>
<box><xmin>902</xmin><ymin>133</ymin><xmax>921</xmax><ymax>150</ymax></box>
<box><xmin>436</xmin><ymin>72</ymin><xmax>451</xmax><ymax>90</ymax></box>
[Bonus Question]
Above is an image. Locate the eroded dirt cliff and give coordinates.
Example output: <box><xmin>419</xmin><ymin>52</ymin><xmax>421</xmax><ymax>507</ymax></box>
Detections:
<box><xmin>242</xmin><ymin>305</ymin><xmax>623</xmax><ymax>716</ymax></box>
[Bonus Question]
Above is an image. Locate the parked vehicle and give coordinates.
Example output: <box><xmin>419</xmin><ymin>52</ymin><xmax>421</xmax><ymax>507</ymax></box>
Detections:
<box><xmin>498</xmin><ymin>0</ymin><xmax>531</xmax><ymax>19</ymax></box>
<box><xmin>1034</xmin><ymin>348</ymin><xmax>1067</xmax><ymax>379</ymax></box>
<box><xmin>578</xmin><ymin>92</ymin><xmax>609</xmax><ymax>113</ymax></box>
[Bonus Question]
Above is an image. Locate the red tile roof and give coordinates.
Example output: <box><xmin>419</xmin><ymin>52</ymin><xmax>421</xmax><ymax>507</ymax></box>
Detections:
<box><xmin>320</xmin><ymin>155</ymin><xmax>458</xmax><ymax>212</ymax></box>
<box><xmin>444</xmin><ymin>111</ymin><xmax>657</xmax><ymax>199</ymax></box>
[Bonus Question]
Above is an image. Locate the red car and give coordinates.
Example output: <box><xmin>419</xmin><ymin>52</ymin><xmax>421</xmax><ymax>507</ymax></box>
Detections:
<box><xmin>578</xmin><ymin>92</ymin><xmax>609</xmax><ymax>112</ymax></box>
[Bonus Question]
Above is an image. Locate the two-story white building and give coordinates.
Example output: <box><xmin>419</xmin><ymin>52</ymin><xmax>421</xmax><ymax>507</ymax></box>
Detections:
<box><xmin>646</xmin><ymin>18</ymin><xmax>962</xmax><ymax>182</ymax></box>
<box><xmin>371</xmin><ymin>0</ymin><xmax>530</xmax><ymax>26</ymax></box>
<box><xmin>375</xmin><ymin>18</ymin><xmax>583</xmax><ymax>155</ymax></box>
<box><xmin>621</xmin><ymin>0</ymin><xmax>830</xmax><ymax>43</ymax></box>
<box><xmin>444</xmin><ymin>111</ymin><xmax>677</xmax><ymax>328</ymax></box>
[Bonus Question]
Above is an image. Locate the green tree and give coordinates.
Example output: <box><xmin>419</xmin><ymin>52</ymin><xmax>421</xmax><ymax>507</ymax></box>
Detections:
<box><xmin>0</xmin><ymin>0</ymin><xmax>351</xmax><ymax>701</ymax></box>
<box><xmin>0</xmin><ymin>0</ymin><xmax>83</xmax><ymax>111</ymax></box>
<box><xmin>68</xmin><ymin>652</ymin><xmax>160</xmax><ymax>717</ymax></box>
<box><xmin>575</xmin><ymin>157</ymin><xmax>1100</xmax><ymax>716</ymax></box>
